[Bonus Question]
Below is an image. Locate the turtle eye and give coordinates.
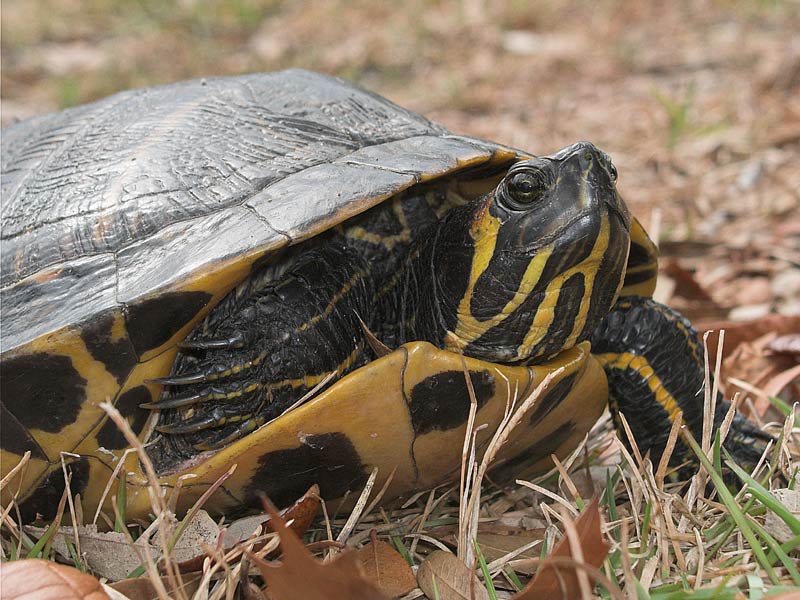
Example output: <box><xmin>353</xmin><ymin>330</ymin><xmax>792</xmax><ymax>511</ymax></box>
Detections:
<box><xmin>504</xmin><ymin>169</ymin><xmax>548</xmax><ymax>209</ymax></box>
<box><xmin>609</xmin><ymin>163</ymin><xmax>618</xmax><ymax>183</ymax></box>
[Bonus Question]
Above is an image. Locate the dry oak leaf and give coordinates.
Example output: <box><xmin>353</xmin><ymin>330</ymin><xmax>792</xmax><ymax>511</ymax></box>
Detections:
<box><xmin>177</xmin><ymin>484</ymin><xmax>321</xmax><ymax>572</ymax></box>
<box><xmin>355</xmin><ymin>530</ymin><xmax>416</xmax><ymax>598</ymax></box>
<box><xmin>695</xmin><ymin>315</ymin><xmax>800</xmax><ymax>362</ymax></box>
<box><xmin>249</xmin><ymin>499</ymin><xmax>391</xmax><ymax>600</ymax></box>
<box><xmin>417</xmin><ymin>550</ymin><xmax>489</xmax><ymax>600</ymax></box>
<box><xmin>0</xmin><ymin>559</ymin><xmax>110</xmax><ymax>600</ymax></box>
<box><xmin>513</xmin><ymin>497</ymin><xmax>612</xmax><ymax>599</ymax></box>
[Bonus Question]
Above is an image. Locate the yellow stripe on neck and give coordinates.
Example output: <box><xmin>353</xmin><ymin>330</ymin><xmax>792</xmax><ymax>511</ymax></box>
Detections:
<box><xmin>447</xmin><ymin>203</ymin><xmax>560</xmax><ymax>351</ymax></box>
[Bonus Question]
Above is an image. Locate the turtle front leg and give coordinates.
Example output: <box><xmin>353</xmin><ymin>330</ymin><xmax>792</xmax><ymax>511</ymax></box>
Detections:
<box><xmin>146</xmin><ymin>242</ymin><xmax>376</xmax><ymax>465</ymax></box>
<box><xmin>589</xmin><ymin>296</ymin><xmax>772</xmax><ymax>475</ymax></box>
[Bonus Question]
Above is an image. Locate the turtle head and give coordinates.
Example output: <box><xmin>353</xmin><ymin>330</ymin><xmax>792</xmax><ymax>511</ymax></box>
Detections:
<box><xmin>428</xmin><ymin>141</ymin><xmax>632</xmax><ymax>363</ymax></box>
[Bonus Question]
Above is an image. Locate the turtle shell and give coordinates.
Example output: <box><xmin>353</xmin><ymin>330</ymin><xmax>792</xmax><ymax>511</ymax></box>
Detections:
<box><xmin>0</xmin><ymin>70</ymin><xmax>609</xmax><ymax>519</ymax></box>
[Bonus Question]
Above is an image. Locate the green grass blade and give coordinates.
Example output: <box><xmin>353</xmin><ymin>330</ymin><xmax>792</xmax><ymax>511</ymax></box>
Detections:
<box><xmin>746</xmin><ymin>519</ymin><xmax>800</xmax><ymax>584</ymax></box>
<box><xmin>114</xmin><ymin>470</ymin><xmax>128</xmax><ymax>535</ymax></box>
<box><xmin>503</xmin><ymin>566</ymin><xmax>523</xmax><ymax>592</ymax></box>
<box><xmin>64</xmin><ymin>538</ymin><xmax>85</xmax><ymax>572</ymax></box>
<box><xmin>26</xmin><ymin>518</ymin><xmax>57</xmax><ymax>559</ymax></box>
<box><xmin>766</xmin><ymin>395</ymin><xmax>793</xmax><ymax>417</ymax></box>
<box><xmin>391</xmin><ymin>535</ymin><xmax>414</xmax><ymax>566</ymax></box>
<box><xmin>723</xmin><ymin>450</ymin><xmax>800</xmax><ymax>537</ymax></box>
<box><xmin>683</xmin><ymin>429</ymin><xmax>780</xmax><ymax>584</ymax></box>
<box><xmin>473</xmin><ymin>539</ymin><xmax>497</xmax><ymax>599</ymax></box>
<box><xmin>642</xmin><ymin>500</ymin><xmax>652</xmax><ymax>542</ymax></box>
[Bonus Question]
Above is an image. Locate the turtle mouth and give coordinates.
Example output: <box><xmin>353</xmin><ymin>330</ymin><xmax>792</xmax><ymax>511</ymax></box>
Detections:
<box><xmin>510</xmin><ymin>197</ymin><xmax>627</xmax><ymax>258</ymax></box>
<box><xmin>604</xmin><ymin>190</ymin><xmax>631</xmax><ymax>231</ymax></box>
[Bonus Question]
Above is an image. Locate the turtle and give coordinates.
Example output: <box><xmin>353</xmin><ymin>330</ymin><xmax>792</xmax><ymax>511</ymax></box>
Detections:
<box><xmin>0</xmin><ymin>70</ymin><xmax>769</xmax><ymax>522</ymax></box>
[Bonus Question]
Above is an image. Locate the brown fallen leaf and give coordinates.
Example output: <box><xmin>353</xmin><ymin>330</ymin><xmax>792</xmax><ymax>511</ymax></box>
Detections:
<box><xmin>767</xmin><ymin>333</ymin><xmax>800</xmax><ymax>359</ymax></box>
<box><xmin>720</xmin><ymin>330</ymin><xmax>799</xmax><ymax>418</ymax></box>
<box><xmin>177</xmin><ymin>484</ymin><xmax>320</xmax><ymax>572</ymax></box>
<box><xmin>416</xmin><ymin>550</ymin><xmax>489</xmax><ymax>600</ymax></box>
<box><xmin>0</xmin><ymin>559</ymin><xmax>110</xmax><ymax>600</ymax></box>
<box><xmin>695</xmin><ymin>314</ymin><xmax>800</xmax><ymax>362</ymax></box>
<box><xmin>248</xmin><ymin>498</ymin><xmax>391</xmax><ymax>600</ymax></box>
<box><xmin>355</xmin><ymin>530</ymin><xmax>416</xmax><ymax>598</ymax></box>
<box><xmin>231</xmin><ymin>483</ymin><xmax>320</xmax><ymax>543</ymax></box>
<box><xmin>423</xmin><ymin>522</ymin><xmax>547</xmax><ymax>575</ymax></box>
<box><xmin>28</xmin><ymin>509</ymin><xmax>220</xmax><ymax>581</ymax></box>
<box><xmin>763</xmin><ymin>364</ymin><xmax>800</xmax><ymax>404</ymax></box>
<box><xmin>763</xmin><ymin>489</ymin><xmax>800</xmax><ymax>545</ymax></box>
<box><xmin>662</xmin><ymin>258</ymin><xmax>717</xmax><ymax>303</ymax></box>
<box><xmin>512</xmin><ymin>497</ymin><xmax>612</xmax><ymax>599</ymax></box>
<box><xmin>475</xmin><ymin>529</ymin><xmax>545</xmax><ymax>575</ymax></box>
<box><xmin>110</xmin><ymin>573</ymin><xmax>202</xmax><ymax>600</ymax></box>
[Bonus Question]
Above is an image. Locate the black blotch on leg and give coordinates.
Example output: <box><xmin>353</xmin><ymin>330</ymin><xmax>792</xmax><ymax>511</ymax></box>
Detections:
<box><xmin>95</xmin><ymin>386</ymin><xmax>153</xmax><ymax>450</ymax></box>
<box><xmin>244</xmin><ymin>432</ymin><xmax>368</xmax><ymax>508</ymax></box>
<box><xmin>528</xmin><ymin>372</ymin><xmax>578</xmax><ymax>424</ymax></box>
<box><xmin>493</xmin><ymin>420</ymin><xmax>576</xmax><ymax>478</ymax></box>
<box><xmin>18</xmin><ymin>458</ymin><xmax>90</xmax><ymax>523</ymax></box>
<box><xmin>408</xmin><ymin>369</ymin><xmax>495</xmax><ymax>435</ymax></box>
<box><xmin>1</xmin><ymin>353</ymin><xmax>86</xmax><ymax>433</ymax></box>
<box><xmin>125</xmin><ymin>291</ymin><xmax>212</xmax><ymax>356</ymax></box>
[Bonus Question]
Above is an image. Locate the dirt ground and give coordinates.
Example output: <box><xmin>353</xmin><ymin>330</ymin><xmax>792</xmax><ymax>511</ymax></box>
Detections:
<box><xmin>3</xmin><ymin>0</ymin><xmax>798</xmax><ymax>323</ymax></box>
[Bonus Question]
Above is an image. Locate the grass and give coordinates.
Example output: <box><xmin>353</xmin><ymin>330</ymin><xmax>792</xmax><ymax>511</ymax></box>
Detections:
<box><xmin>0</xmin><ymin>353</ymin><xmax>798</xmax><ymax>598</ymax></box>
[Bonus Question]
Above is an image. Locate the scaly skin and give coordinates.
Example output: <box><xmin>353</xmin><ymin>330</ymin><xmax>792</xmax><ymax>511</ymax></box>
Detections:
<box><xmin>590</xmin><ymin>296</ymin><xmax>772</xmax><ymax>472</ymax></box>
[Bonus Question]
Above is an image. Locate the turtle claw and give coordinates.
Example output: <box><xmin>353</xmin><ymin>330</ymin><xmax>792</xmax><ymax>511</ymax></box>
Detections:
<box><xmin>156</xmin><ymin>411</ymin><xmax>219</xmax><ymax>434</ymax></box>
<box><xmin>148</xmin><ymin>371</ymin><xmax>213</xmax><ymax>386</ymax></box>
<box><xmin>142</xmin><ymin>381</ymin><xmax>263</xmax><ymax>410</ymax></box>
<box><xmin>148</xmin><ymin>362</ymin><xmax>232</xmax><ymax>386</ymax></box>
<box><xmin>141</xmin><ymin>389</ymin><xmax>212</xmax><ymax>410</ymax></box>
<box><xmin>194</xmin><ymin>416</ymin><xmax>264</xmax><ymax>451</ymax></box>
<box><xmin>179</xmin><ymin>333</ymin><xmax>246</xmax><ymax>350</ymax></box>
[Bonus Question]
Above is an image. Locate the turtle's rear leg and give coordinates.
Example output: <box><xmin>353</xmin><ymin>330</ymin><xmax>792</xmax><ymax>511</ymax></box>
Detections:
<box><xmin>590</xmin><ymin>296</ymin><xmax>773</xmax><ymax>476</ymax></box>
<box><xmin>147</xmin><ymin>242</ymin><xmax>375</xmax><ymax>464</ymax></box>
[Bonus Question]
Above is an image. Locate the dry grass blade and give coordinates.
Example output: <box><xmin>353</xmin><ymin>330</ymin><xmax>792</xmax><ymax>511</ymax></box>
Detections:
<box><xmin>457</xmin><ymin>352</ymin><xmax>480</xmax><ymax>564</ymax></box>
<box><xmin>110</xmin><ymin>573</ymin><xmax>203</xmax><ymax>599</ymax></box>
<box><xmin>336</xmin><ymin>467</ymin><xmax>378</xmax><ymax>547</ymax></box>
<box><xmin>0</xmin><ymin>451</ymin><xmax>30</xmax><ymax>492</ymax></box>
<box><xmin>511</xmin><ymin>556</ymin><xmax>624</xmax><ymax>600</ymax></box>
<box><xmin>460</xmin><ymin>367</ymin><xmax>564</xmax><ymax>564</ymax></box>
<box><xmin>100</xmin><ymin>402</ymin><xmax>179</xmax><ymax>599</ymax></box>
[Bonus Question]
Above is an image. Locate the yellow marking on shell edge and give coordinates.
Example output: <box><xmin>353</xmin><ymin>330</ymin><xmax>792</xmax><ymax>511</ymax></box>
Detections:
<box><xmin>621</xmin><ymin>217</ymin><xmax>659</xmax><ymax>297</ymax></box>
<box><xmin>13</xmin><ymin>329</ymin><xmax>121</xmax><ymax>458</ymax></box>
<box><xmin>595</xmin><ymin>351</ymin><xmax>682</xmax><ymax>419</ymax></box>
<box><xmin>109</xmin><ymin>312</ymin><xmax>128</xmax><ymax>343</ymax></box>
